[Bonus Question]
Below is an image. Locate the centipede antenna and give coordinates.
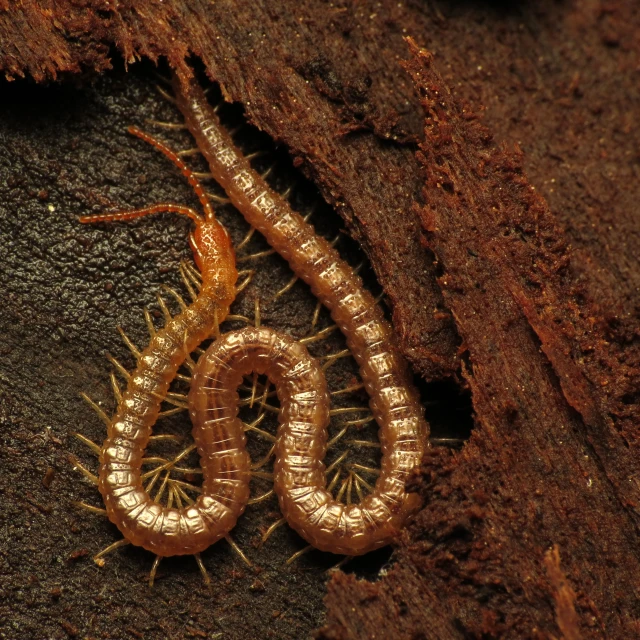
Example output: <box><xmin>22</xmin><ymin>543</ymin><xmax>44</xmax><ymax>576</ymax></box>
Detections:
<box><xmin>80</xmin><ymin>204</ymin><xmax>203</xmax><ymax>226</ymax></box>
<box><xmin>225</xmin><ymin>535</ymin><xmax>252</xmax><ymax>567</ymax></box>
<box><xmin>105</xmin><ymin>353</ymin><xmax>131</xmax><ymax>380</ymax></box>
<box><xmin>177</xmin><ymin>147</ymin><xmax>201</xmax><ymax>158</ymax></box>
<box><xmin>194</xmin><ymin>553</ymin><xmax>212</xmax><ymax>586</ymax></box>
<box><xmin>117</xmin><ymin>326</ymin><xmax>142</xmax><ymax>359</ymax></box>
<box><xmin>155</xmin><ymin>83</ymin><xmax>176</xmax><ymax>104</ymax></box>
<box><xmin>73</xmin><ymin>501</ymin><xmax>107</xmax><ymax>516</ymax></box>
<box><xmin>248</xmin><ymin>489</ymin><xmax>274</xmax><ymax>505</ymax></box>
<box><xmin>79</xmin><ymin>393</ymin><xmax>111</xmax><ymax>429</ymax></box>
<box><xmin>161</xmin><ymin>285</ymin><xmax>187</xmax><ymax>311</ymax></box>
<box><xmin>271</xmin><ymin>274</ymin><xmax>298</xmax><ymax>302</ymax></box>
<box><xmin>261</xmin><ymin>517</ymin><xmax>286</xmax><ymax>544</ymax></box>
<box><xmin>127</xmin><ymin>125</ymin><xmax>216</xmax><ymax>222</ymax></box>
<box><xmin>148</xmin><ymin>555</ymin><xmax>163</xmax><ymax>587</ymax></box>
<box><xmin>236</xmin><ymin>226</ymin><xmax>256</xmax><ymax>251</ymax></box>
<box><xmin>286</xmin><ymin>545</ymin><xmax>312</xmax><ymax>565</ymax></box>
<box><xmin>146</xmin><ymin>119</ymin><xmax>187</xmax><ymax>130</ymax></box>
<box><xmin>68</xmin><ymin>455</ymin><xmax>99</xmax><ymax>485</ymax></box>
<box><xmin>109</xmin><ymin>372</ymin><xmax>123</xmax><ymax>404</ymax></box>
<box><xmin>73</xmin><ymin>431</ymin><xmax>102</xmax><ymax>456</ymax></box>
<box><xmin>93</xmin><ymin>539</ymin><xmax>130</xmax><ymax>567</ymax></box>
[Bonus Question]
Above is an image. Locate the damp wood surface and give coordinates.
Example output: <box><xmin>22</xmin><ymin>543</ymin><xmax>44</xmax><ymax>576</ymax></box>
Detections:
<box><xmin>1</xmin><ymin>2</ymin><xmax>639</xmax><ymax>639</ymax></box>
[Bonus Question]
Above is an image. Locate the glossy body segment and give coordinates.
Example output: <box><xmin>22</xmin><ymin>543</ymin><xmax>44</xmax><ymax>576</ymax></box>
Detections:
<box><xmin>191</xmin><ymin>326</ymin><xmax>424</xmax><ymax>555</ymax></box>
<box><xmin>86</xmin><ymin>127</ymin><xmax>248</xmax><ymax>557</ymax></box>
<box><xmin>174</xmin><ymin>76</ymin><xmax>429</xmax><ymax>554</ymax></box>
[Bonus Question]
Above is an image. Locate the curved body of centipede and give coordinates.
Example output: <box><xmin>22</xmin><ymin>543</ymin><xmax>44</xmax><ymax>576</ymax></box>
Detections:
<box><xmin>174</xmin><ymin>74</ymin><xmax>430</xmax><ymax>555</ymax></box>
<box><xmin>81</xmin><ymin>127</ymin><xmax>248</xmax><ymax>557</ymax></box>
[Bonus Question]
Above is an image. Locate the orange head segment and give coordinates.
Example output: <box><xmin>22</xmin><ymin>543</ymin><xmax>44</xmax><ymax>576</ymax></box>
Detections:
<box><xmin>79</xmin><ymin>126</ymin><xmax>235</xmax><ymax>283</ymax></box>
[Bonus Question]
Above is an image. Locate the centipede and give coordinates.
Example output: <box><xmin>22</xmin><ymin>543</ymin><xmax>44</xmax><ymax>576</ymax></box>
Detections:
<box><xmin>79</xmin><ymin>126</ymin><xmax>248</xmax><ymax>559</ymax></box>
<box><xmin>172</xmin><ymin>73</ymin><xmax>430</xmax><ymax>555</ymax></box>
<box><xmin>75</xmin><ymin>72</ymin><xmax>429</xmax><ymax>574</ymax></box>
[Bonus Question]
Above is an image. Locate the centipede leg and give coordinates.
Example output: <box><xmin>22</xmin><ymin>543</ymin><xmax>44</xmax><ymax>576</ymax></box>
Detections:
<box><xmin>194</xmin><ymin>553</ymin><xmax>212</xmax><ymax>587</ymax></box>
<box><xmin>145</xmin><ymin>119</ymin><xmax>187</xmax><ymax>130</ymax></box>
<box><xmin>161</xmin><ymin>285</ymin><xmax>188</xmax><ymax>312</ymax></box>
<box><xmin>68</xmin><ymin>455</ymin><xmax>99</xmax><ymax>485</ymax></box>
<box><xmin>79</xmin><ymin>393</ymin><xmax>111</xmax><ymax>429</ymax></box>
<box><xmin>73</xmin><ymin>501</ymin><xmax>107</xmax><ymax>516</ymax></box>
<box><xmin>225</xmin><ymin>535</ymin><xmax>252</xmax><ymax>567</ymax></box>
<box><xmin>148</xmin><ymin>555</ymin><xmax>163</xmax><ymax>587</ymax></box>
<box><xmin>117</xmin><ymin>326</ymin><xmax>142</xmax><ymax>359</ymax></box>
<box><xmin>270</xmin><ymin>274</ymin><xmax>298</xmax><ymax>303</ymax></box>
<box><xmin>179</xmin><ymin>263</ymin><xmax>199</xmax><ymax>301</ymax></box>
<box><xmin>285</xmin><ymin>545</ymin><xmax>312</xmax><ymax>565</ymax></box>
<box><xmin>93</xmin><ymin>538</ymin><xmax>130</xmax><ymax>567</ymax></box>
<box><xmin>261</xmin><ymin>518</ymin><xmax>286</xmax><ymax>545</ymax></box>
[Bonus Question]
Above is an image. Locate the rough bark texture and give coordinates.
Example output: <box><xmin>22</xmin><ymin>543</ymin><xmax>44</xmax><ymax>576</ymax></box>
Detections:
<box><xmin>1</xmin><ymin>1</ymin><xmax>639</xmax><ymax>639</ymax></box>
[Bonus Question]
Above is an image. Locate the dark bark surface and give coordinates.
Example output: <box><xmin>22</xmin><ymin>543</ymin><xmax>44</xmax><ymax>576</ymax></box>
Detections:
<box><xmin>1</xmin><ymin>2</ymin><xmax>639</xmax><ymax>639</ymax></box>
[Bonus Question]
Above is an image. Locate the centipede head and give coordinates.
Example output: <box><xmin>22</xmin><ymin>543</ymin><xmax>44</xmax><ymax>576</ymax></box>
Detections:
<box><xmin>79</xmin><ymin>126</ymin><xmax>236</xmax><ymax>289</ymax></box>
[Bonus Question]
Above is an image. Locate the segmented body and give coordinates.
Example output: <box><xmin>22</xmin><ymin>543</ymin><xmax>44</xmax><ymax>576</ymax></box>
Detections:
<box><xmin>83</xmin><ymin>129</ymin><xmax>248</xmax><ymax>557</ymax></box>
<box><xmin>175</xmin><ymin>76</ymin><xmax>429</xmax><ymax>554</ymax></box>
